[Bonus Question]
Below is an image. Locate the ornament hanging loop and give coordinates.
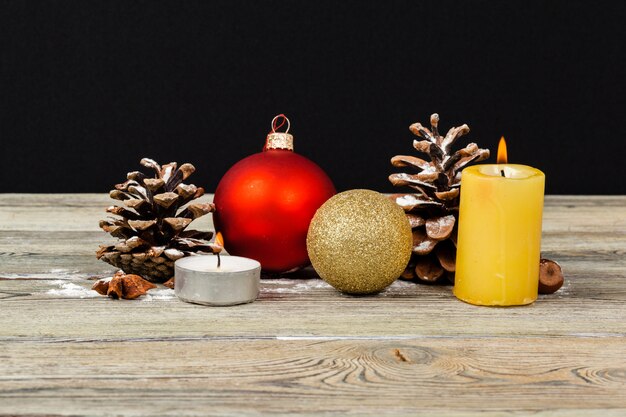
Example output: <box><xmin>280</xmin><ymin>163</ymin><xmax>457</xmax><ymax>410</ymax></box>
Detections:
<box><xmin>265</xmin><ymin>114</ymin><xmax>294</xmax><ymax>152</ymax></box>
<box><xmin>271</xmin><ymin>114</ymin><xmax>290</xmax><ymax>134</ymax></box>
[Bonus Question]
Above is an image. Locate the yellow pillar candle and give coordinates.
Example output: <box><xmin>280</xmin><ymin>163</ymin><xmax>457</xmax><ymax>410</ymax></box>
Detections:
<box><xmin>453</xmin><ymin>161</ymin><xmax>545</xmax><ymax>306</ymax></box>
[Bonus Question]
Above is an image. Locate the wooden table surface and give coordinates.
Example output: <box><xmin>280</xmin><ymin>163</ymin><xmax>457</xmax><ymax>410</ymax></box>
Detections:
<box><xmin>0</xmin><ymin>194</ymin><xmax>625</xmax><ymax>416</ymax></box>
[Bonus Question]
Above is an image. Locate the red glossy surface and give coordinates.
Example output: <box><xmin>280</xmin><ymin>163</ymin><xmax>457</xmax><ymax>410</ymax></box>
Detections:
<box><xmin>213</xmin><ymin>149</ymin><xmax>336</xmax><ymax>273</ymax></box>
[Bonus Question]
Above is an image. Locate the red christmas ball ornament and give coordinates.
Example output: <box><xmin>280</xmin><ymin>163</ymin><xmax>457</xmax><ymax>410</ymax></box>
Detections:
<box><xmin>213</xmin><ymin>115</ymin><xmax>336</xmax><ymax>273</ymax></box>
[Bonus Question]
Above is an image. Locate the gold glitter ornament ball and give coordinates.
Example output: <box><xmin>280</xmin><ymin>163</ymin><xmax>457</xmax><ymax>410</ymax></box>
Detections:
<box><xmin>307</xmin><ymin>189</ymin><xmax>412</xmax><ymax>294</ymax></box>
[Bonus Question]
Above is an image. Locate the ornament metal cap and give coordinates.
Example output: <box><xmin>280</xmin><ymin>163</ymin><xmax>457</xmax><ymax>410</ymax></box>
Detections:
<box><xmin>265</xmin><ymin>114</ymin><xmax>294</xmax><ymax>151</ymax></box>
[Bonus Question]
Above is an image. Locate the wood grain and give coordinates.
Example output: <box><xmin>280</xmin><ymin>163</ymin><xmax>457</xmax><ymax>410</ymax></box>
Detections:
<box><xmin>0</xmin><ymin>194</ymin><xmax>625</xmax><ymax>416</ymax></box>
<box><xmin>0</xmin><ymin>338</ymin><xmax>625</xmax><ymax>416</ymax></box>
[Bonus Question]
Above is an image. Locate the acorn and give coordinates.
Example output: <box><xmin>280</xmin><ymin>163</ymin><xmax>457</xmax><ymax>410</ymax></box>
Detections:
<box><xmin>538</xmin><ymin>258</ymin><xmax>564</xmax><ymax>294</ymax></box>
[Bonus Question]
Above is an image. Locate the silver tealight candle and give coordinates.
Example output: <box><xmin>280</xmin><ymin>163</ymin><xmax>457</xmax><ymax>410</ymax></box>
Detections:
<box><xmin>174</xmin><ymin>255</ymin><xmax>261</xmax><ymax>306</ymax></box>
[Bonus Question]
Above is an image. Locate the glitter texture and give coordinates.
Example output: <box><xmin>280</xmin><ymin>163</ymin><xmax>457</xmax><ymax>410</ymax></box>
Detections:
<box><xmin>265</xmin><ymin>132</ymin><xmax>294</xmax><ymax>150</ymax></box>
<box><xmin>306</xmin><ymin>189</ymin><xmax>412</xmax><ymax>294</ymax></box>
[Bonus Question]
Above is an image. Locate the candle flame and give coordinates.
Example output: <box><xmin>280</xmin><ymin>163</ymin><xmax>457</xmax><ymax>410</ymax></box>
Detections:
<box><xmin>497</xmin><ymin>136</ymin><xmax>508</xmax><ymax>164</ymax></box>
<box><xmin>215</xmin><ymin>232</ymin><xmax>224</xmax><ymax>248</ymax></box>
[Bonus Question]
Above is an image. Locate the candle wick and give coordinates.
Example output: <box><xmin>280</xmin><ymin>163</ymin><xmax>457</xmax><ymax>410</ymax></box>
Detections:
<box><xmin>500</xmin><ymin>169</ymin><xmax>506</xmax><ymax>177</ymax></box>
<box><xmin>217</xmin><ymin>252</ymin><xmax>221</xmax><ymax>268</ymax></box>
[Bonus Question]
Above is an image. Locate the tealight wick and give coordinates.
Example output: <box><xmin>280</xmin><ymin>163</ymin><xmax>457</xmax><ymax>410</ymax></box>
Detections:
<box><xmin>500</xmin><ymin>169</ymin><xmax>506</xmax><ymax>177</ymax></box>
<box><xmin>215</xmin><ymin>231</ymin><xmax>224</xmax><ymax>269</ymax></box>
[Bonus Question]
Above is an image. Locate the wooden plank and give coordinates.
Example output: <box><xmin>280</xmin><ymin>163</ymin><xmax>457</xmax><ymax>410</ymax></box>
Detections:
<box><xmin>0</xmin><ymin>195</ymin><xmax>623</xmax><ymax>339</ymax></box>
<box><xmin>0</xmin><ymin>275</ymin><xmax>624</xmax><ymax>339</ymax></box>
<box><xmin>0</xmin><ymin>338</ymin><xmax>624</xmax><ymax>416</ymax></box>
<box><xmin>1</xmin><ymin>194</ymin><xmax>625</xmax><ymax>232</ymax></box>
<box><xmin>1</xmin><ymin>230</ymin><xmax>624</xmax><ymax>276</ymax></box>
<box><xmin>0</xmin><ymin>195</ymin><xmax>624</xmax><ymax>276</ymax></box>
<box><xmin>0</xmin><ymin>194</ymin><xmax>625</xmax><ymax>415</ymax></box>
<box><xmin>0</xmin><ymin>194</ymin><xmax>214</xmax><ymax>232</ymax></box>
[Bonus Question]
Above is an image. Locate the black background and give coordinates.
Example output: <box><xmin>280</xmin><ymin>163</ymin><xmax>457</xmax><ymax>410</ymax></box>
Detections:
<box><xmin>1</xmin><ymin>1</ymin><xmax>625</xmax><ymax>194</ymax></box>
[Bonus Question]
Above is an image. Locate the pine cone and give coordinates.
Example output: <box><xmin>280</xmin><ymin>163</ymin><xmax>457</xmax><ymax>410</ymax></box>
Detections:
<box><xmin>96</xmin><ymin>158</ymin><xmax>221</xmax><ymax>283</ymax></box>
<box><xmin>390</xmin><ymin>114</ymin><xmax>490</xmax><ymax>283</ymax></box>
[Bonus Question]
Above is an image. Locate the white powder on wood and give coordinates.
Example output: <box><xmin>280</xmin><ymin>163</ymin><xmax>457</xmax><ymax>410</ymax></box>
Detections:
<box><xmin>46</xmin><ymin>281</ymin><xmax>99</xmax><ymax>298</ymax></box>
<box><xmin>262</xmin><ymin>279</ymin><xmax>333</xmax><ymax>293</ymax></box>
<box><xmin>142</xmin><ymin>288</ymin><xmax>176</xmax><ymax>302</ymax></box>
<box><xmin>263</xmin><ymin>278</ymin><xmax>417</xmax><ymax>294</ymax></box>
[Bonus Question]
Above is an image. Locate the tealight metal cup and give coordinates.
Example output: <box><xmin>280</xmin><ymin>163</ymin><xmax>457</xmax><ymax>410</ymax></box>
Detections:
<box><xmin>174</xmin><ymin>255</ymin><xmax>261</xmax><ymax>306</ymax></box>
